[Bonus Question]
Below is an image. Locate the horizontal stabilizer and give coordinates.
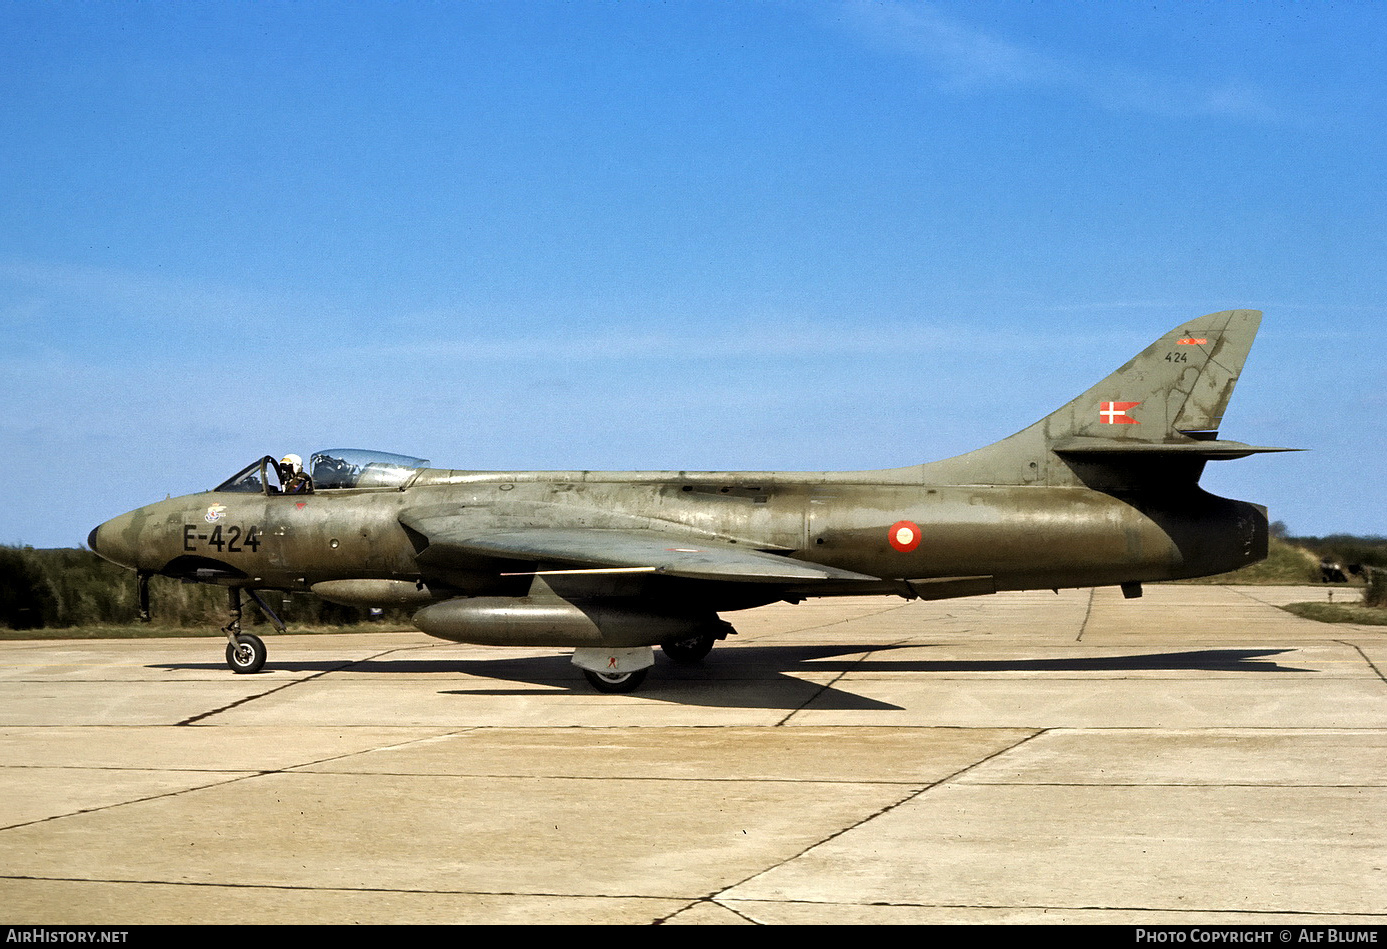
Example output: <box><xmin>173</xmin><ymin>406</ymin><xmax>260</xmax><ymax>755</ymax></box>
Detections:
<box><xmin>1052</xmin><ymin>437</ymin><xmax>1301</xmax><ymax>461</ymax></box>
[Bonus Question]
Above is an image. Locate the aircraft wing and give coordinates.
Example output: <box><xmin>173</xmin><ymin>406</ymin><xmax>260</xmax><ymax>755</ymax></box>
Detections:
<box><xmin>402</xmin><ymin>519</ymin><xmax>880</xmax><ymax>584</ymax></box>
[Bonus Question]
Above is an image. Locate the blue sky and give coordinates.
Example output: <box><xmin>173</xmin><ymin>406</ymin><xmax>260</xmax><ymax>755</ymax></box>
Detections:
<box><xmin>2</xmin><ymin>0</ymin><xmax>1383</xmax><ymax>548</ymax></box>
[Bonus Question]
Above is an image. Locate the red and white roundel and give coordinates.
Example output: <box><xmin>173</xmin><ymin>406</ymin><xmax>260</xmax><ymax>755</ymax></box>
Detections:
<box><xmin>888</xmin><ymin>520</ymin><xmax>922</xmax><ymax>553</ymax></box>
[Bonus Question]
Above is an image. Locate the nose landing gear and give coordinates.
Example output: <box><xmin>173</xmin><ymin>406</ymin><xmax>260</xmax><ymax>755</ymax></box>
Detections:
<box><xmin>221</xmin><ymin>587</ymin><xmax>286</xmax><ymax>674</ymax></box>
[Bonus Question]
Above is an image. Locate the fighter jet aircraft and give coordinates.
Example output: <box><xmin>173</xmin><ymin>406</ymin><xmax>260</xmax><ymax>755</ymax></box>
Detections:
<box><xmin>89</xmin><ymin>309</ymin><xmax>1293</xmax><ymax>692</ymax></box>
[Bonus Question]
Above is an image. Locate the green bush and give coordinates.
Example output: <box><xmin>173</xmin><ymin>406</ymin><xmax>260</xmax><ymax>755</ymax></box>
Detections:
<box><xmin>1366</xmin><ymin>569</ymin><xmax>1387</xmax><ymax>608</ymax></box>
<box><xmin>0</xmin><ymin>547</ymin><xmax>58</xmax><ymax>629</ymax></box>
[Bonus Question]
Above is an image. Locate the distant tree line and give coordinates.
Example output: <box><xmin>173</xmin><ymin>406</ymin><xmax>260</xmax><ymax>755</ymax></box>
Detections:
<box><xmin>1287</xmin><ymin>534</ymin><xmax>1387</xmax><ymax>607</ymax></box>
<box><xmin>0</xmin><ymin>545</ymin><xmax>399</xmax><ymax>630</ymax></box>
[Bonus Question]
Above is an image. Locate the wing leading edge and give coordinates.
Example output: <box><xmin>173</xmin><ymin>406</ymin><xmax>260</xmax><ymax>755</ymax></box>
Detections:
<box><xmin>402</xmin><ymin>519</ymin><xmax>881</xmax><ymax>584</ymax></box>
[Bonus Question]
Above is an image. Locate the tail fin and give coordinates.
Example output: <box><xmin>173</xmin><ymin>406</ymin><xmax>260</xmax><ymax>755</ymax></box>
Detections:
<box><xmin>916</xmin><ymin>310</ymin><xmax>1296</xmax><ymax>488</ymax></box>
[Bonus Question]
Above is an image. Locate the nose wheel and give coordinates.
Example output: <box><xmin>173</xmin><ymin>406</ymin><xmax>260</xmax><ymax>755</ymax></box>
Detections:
<box><xmin>226</xmin><ymin>633</ymin><xmax>266</xmax><ymax>674</ymax></box>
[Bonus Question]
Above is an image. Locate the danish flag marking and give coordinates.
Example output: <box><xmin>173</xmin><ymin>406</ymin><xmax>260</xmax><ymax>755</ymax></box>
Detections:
<box><xmin>1100</xmin><ymin>401</ymin><xmax>1140</xmax><ymax>424</ymax></box>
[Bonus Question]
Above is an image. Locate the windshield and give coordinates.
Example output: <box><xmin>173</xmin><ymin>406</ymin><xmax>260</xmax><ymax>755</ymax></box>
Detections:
<box><xmin>214</xmin><ymin>457</ymin><xmax>276</xmax><ymax>493</ymax></box>
<box><xmin>309</xmin><ymin>449</ymin><xmax>429</xmax><ymax>490</ymax></box>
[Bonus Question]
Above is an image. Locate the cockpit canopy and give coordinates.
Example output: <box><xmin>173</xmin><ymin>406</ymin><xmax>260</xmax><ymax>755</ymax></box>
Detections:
<box><xmin>214</xmin><ymin>449</ymin><xmax>430</xmax><ymax>494</ymax></box>
<box><xmin>309</xmin><ymin>449</ymin><xmax>430</xmax><ymax>490</ymax></box>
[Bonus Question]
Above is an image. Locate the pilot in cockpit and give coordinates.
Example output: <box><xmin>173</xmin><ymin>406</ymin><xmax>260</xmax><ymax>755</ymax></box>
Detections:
<box><xmin>279</xmin><ymin>454</ymin><xmax>312</xmax><ymax>494</ymax></box>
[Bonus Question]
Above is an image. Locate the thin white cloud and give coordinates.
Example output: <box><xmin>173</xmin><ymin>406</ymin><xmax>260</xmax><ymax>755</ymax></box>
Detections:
<box><xmin>839</xmin><ymin>1</ymin><xmax>1279</xmax><ymax>121</ymax></box>
<box><xmin>847</xmin><ymin>0</ymin><xmax>1064</xmax><ymax>91</ymax></box>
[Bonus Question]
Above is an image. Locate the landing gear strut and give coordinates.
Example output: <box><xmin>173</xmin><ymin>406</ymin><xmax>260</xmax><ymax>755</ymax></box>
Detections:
<box><xmin>136</xmin><ymin>571</ymin><xmax>151</xmax><ymax>623</ymax></box>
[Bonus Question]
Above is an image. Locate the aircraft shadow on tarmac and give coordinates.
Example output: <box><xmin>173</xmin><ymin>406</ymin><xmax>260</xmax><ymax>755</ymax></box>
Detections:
<box><xmin>154</xmin><ymin>644</ymin><xmax>1309</xmax><ymax>712</ymax></box>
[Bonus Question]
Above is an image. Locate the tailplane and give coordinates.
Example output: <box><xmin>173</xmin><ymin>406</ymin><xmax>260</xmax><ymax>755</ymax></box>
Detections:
<box><xmin>915</xmin><ymin>310</ymin><xmax>1297</xmax><ymax>488</ymax></box>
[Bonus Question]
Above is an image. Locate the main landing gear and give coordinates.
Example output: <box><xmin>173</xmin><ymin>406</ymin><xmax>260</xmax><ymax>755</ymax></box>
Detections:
<box><xmin>583</xmin><ymin>665</ymin><xmax>649</xmax><ymax>694</ymax></box>
<box><xmin>660</xmin><ymin>630</ymin><xmax>719</xmax><ymax>665</ymax></box>
<box><xmin>572</xmin><ymin>623</ymin><xmax>732</xmax><ymax>693</ymax></box>
<box><xmin>572</xmin><ymin>646</ymin><xmax>652</xmax><ymax>693</ymax></box>
<box><xmin>222</xmin><ymin>587</ymin><xmax>286</xmax><ymax>674</ymax></box>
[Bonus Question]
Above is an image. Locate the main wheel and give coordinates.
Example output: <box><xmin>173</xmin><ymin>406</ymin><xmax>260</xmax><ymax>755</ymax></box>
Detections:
<box><xmin>583</xmin><ymin>667</ymin><xmax>648</xmax><ymax>693</ymax></box>
<box><xmin>661</xmin><ymin>631</ymin><xmax>717</xmax><ymax>665</ymax></box>
<box><xmin>226</xmin><ymin>633</ymin><xmax>266</xmax><ymax>674</ymax></box>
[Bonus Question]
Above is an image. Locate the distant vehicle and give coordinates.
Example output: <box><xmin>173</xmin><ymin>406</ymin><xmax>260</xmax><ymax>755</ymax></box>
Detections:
<box><xmin>1320</xmin><ymin>558</ymin><xmax>1349</xmax><ymax>583</ymax></box>
<box><xmin>90</xmin><ymin>309</ymin><xmax>1293</xmax><ymax>692</ymax></box>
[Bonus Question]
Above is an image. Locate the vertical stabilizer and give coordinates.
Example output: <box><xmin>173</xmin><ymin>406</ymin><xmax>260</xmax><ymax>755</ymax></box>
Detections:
<box><xmin>914</xmin><ymin>310</ymin><xmax>1278</xmax><ymax>487</ymax></box>
<box><xmin>1043</xmin><ymin>309</ymin><xmax>1262</xmax><ymax>443</ymax></box>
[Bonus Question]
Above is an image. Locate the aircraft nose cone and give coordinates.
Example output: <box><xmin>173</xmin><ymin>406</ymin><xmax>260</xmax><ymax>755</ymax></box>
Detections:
<box><xmin>88</xmin><ymin>516</ymin><xmax>137</xmax><ymax>568</ymax></box>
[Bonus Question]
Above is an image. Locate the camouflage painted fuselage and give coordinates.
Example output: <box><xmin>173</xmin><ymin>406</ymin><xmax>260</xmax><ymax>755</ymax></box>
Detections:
<box><xmin>90</xmin><ymin>310</ymin><xmax>1287</xmax><ymax>652</ymax></box>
